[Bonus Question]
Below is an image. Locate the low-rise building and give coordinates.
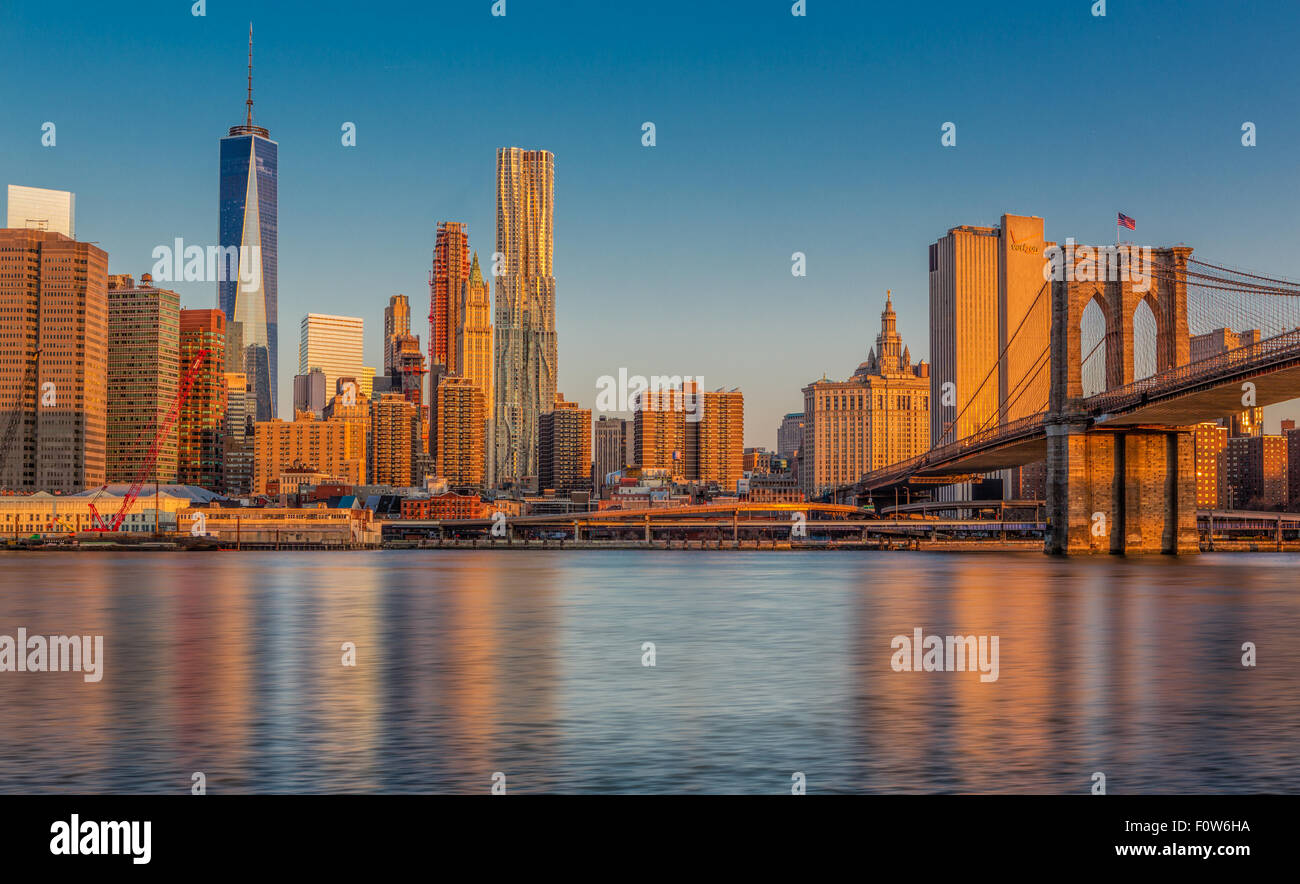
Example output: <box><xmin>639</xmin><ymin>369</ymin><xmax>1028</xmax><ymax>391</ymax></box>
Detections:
<box><xmin>177</xmin><ymin>505</ymin><xmax>380</xmax><ymax>546</ymax></box>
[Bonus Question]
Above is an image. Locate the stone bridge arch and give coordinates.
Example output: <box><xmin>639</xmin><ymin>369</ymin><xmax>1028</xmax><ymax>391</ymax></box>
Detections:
<box><xmin>1045</xmin><ymin>245</ymin><xmax>1197</xmax><ymax>555</ymax></box>
<box><xmin>1050</xmin><ymin>245</ymin><xmax>1192</xmax><ymax>409</ymax></box>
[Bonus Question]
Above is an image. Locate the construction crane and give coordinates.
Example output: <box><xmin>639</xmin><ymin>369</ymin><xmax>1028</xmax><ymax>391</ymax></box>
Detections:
<box><xmin>88</xmin><ymin>349</ymin><xmax>210</xmax><ymax>532</ymax></box>
<box><xmin>0</xmin><ymin>349</ymin><xmax>42</xmax><ymax>487</ymax></box>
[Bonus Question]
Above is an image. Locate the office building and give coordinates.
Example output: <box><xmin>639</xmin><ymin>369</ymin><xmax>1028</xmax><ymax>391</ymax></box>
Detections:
<box><xmin>106</xmin><ymin>273</ymin><xmax>180</xmax><ymax>484</ymax></box>
<box><xmin>177</xmin><ymin>309</ymin><xmax>227</xmax><ymax>490</ymax></box>
<box><xmin>293</xmin><ymin>368</ymin><xmax>327</xmax><ymax>417</ymax></box>
<box><xmin>298</xmin><ymin>313</ymin><xmax>364</xmax><ymax>402</ymax></box>
<box><xmin>493</xmin><ymin>147</ymin><xmax>557</xmax><ymax>487</ymax></box>
<box><xmin>539</xmin><ymin>394</ymin><xmax>592</xmax><ymax>495</ymax></box>
<box><xmin>929</xmin><ymin>213</ymin><xmax>1050</xmax><ymax>498</ymax></box>
<box><xmin>777</xmin><ymin>412</ymin><xmax>804</xmax><ymax>459</ymax></box>
<box><xmin>0</xmin><ymin>229</ymin><xmax>108</xmax><ymax>492</ymax></box>
<box><xmin>801</xmin><ymin>292</ymin><xmax>930</xmax><ymax>498</ymax></box>
<box><xmin>218</xmin><ymin>30</ymin><xmax>278</xmax><ymax>421</ymax></box>
<box><xmin>222</xmin><ymin>372</ymin><xmax>254</xmax><ymax>496</ymax></box>
<box><xmin>592</xmin><ymin>415</ymin><xmax>627</xmax><ymax>495</ymax></box>
<box><xmin>458</xmin><ymin>252</ymin><xmax>493</xmax><ymax>409</ymax></box>
<box><xmin>6</xmin><ymin>185</ymin><xmax>75</xmax><ymax>237</ymax></box>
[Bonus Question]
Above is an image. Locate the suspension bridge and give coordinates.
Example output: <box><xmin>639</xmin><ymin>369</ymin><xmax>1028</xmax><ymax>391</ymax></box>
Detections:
<box><xmin>838</xmin><ymin>246</ymin><xmax>1300</xmax><ymax>555</ymax></box>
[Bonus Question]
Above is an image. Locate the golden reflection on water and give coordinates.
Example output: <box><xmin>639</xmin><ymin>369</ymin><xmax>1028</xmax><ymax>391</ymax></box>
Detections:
<box><xmin>0</xmin><ymin>550</ymin><xmax>1296</xmax><ymax>793</ymax></box>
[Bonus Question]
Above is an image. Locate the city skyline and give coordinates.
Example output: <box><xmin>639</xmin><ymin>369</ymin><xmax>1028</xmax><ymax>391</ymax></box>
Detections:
<box><xmin>6</xmin><ymin>2</ymin><xmax>1300</xmax><ymax>447</ymax></box>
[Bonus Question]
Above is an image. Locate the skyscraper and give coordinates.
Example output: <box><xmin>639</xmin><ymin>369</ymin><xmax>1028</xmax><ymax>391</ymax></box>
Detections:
<box><xmin>777</xmin><ymin>412</ymin><xmax>804</xmax><ymax>459</ymax></box>
<box><xmin>178</xmin><ymin>309</ymin><xmax>227</xmax><ymax>490</ymax></box>
<box><xmin>219</xmin><ymin>26</ymin><xmax>278</xmax><ymax>421</ymax></box>
<box><xmin>800</xmin><ymin>293</ymin><xmax>930</xmax><ymax>498</ymax></box>
<box><xmin>6</xmin><ymin>185</ymin><xmax>75</xmax><ymax>237</ymax></box>
<box><xmin>293</xmin><ymin>368</ymin><xmax>327</xmax><ymax>417</ymax></box>
<box><xmin>493</xmin><ymin>147</ymin><xmax>557</xmax><ymax>488</ymax></box>
<box><xmin>222</xmin><ymin>371</ymin><xmax>254</xmax><ymax>496</ymax></box>
<box><xmin>298</xmin><ymin>314</ymin><xmax>365</xmax><ymax>402</ymax></box>
<box><xmin>0</xmin><ymin>229</ymin><xmax>108</xmax><ymax>492</ymax></box>
<box><xmin>431</xmin><ymin>222</ymin><xmax>470</xmax><ymax>378</ymax></box>
<box><xmin>929</xmin><ymin>213</ymin><xmax>1050</xmax><ymax>498</ymax></box>
<box><xmin>458</xmin><ymin>254</ymin><xmax>493</xmax><ymax>412</ymax></box>
<box><xmin>106</xmin><ymin>274</ymin><xmax>180</xmax><ymax>484</ymax></box>
<box><xmin>592</xmin><ymin>416</ymin><xmax>627</xmax><ymax>496</ymax></box>
<box><xmin>383</xmin><ymin>294</ymin><xmax>412</xmax><ymax>376</ymax></box>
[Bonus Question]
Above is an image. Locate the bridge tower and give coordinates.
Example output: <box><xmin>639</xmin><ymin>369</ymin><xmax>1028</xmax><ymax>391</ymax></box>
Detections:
<box><xmin>1044</xmin><ymin>245</ymin><xmax>1199</xmax><ymax>554</ymax></box>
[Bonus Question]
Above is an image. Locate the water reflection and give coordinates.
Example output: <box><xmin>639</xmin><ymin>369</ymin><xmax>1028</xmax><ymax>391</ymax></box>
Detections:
<box><xmin>0</xmin><ymin>550</ymin><xmax>1295</xmax><ymax>793</ymax></box>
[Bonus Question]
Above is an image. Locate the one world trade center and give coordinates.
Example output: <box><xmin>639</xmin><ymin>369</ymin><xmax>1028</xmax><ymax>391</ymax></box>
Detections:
<box><xmin>218</xmin><ymin>25</ymin><xmax>278</xmax><ymax>420</ymax></box>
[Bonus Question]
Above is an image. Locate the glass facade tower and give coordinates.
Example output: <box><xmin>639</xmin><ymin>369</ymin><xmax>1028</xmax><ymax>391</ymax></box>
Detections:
<box><xmin>218</xmin><ymin>30</ymin><xmax>278</xmax><ymax>420</ymax></box>
<box><xmin>219</xmin><ymin>131</ymin><xmax>278</xmax><ymax>421</ymax></box>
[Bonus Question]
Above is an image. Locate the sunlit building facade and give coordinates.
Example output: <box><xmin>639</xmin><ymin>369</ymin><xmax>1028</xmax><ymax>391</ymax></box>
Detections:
<box><xmin>0</xmin><ymin>229</ymin><xmax>108</xmax><ymax>492</ymax></box>
<box><xmin>493</xmin><ymin>148</ymin><xmax>557</xmax><ymax>487</ymax></box>
<box><xmin>928</xmin><ymin>214</ymin><xmax>1050</xmax><ymax>498</ymax></box>
<box><xmin>6</xmin><ymin>185</ymin><xmax>75</xmax><ymax>237</ymax></box>
<box><xmin>299</xmin><ymin>313</ymin><xmax>364</xmax><ymax>403</ymax></box>
<box><xmin>219</xmin><ymin>91</ymin><xmax>278</xmax><ymax>422</ymax></box>
<box><xmin>178</xmin><ymin>309</ymin><xmax>227</xmax><ymax>490</ymax></box>
<box><xmin>801</xmin><ymin>293</ymin><xmax>930</xmax><ymax>498</ymax></box>
<box><xmin>106</xmin><ymin>273</ymin><xmax>180</xmax><ymax>484</ymax></box>
<box><xmin>252</xmin><ymin>412</ymin><xmax>365</xmax><ymax>494</ymax></box>
<box><xmin>1193</xmin><ymin>421</ymin><xmax>1228</xmax><ymax>508</ymax></box>
<box><xmin>383</xmin><ymin>294</ymin><xmax>412</xmax><ymax>376</ymax></box>
<box><xmin>700</xmin><ymin>389</ymin><xmax>745</xmax><ymax>491</ymax></box>
<box><xmin>539</xmin><ymin>394</ymin><xmax>591</xmax><ymax>495</ymax></box>
<box><xmin>370</xmin><ymin>392</ymin><xmax>420</xmax><ymax>488</ymax></box>
<box><xmin>435</xmin><ymin>375</ymin><xmax>486</xmax><ymax>490</ymax></box>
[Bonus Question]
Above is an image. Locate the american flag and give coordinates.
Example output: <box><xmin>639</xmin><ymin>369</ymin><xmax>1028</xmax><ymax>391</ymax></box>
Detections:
<box><xmin>1117</xmin><ymin>212</ymin><xmax>1136</xmax><ymax>230</ymax></box>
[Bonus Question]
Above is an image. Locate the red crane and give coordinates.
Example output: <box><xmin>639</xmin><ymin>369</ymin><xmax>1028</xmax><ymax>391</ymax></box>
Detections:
<box><xmin>88</xmin><ymin>349</ymin><xmax>210</xmax><ymax>532</ymax></box>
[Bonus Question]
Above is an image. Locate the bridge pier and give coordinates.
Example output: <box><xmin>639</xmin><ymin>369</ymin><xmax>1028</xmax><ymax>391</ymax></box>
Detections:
<box><xmin>1045</xmin><ymin>422</ymin><xmax>1197</xmax><ymax>555</ymax></box>
<box><xmin>1045</xmin><ymin>249</ymin><xmax>1198</xmax><ymax>556</ymax></box>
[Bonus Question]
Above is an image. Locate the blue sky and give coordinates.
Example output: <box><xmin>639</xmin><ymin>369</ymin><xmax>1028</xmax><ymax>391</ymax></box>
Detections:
<box><xmin>4</xmin><ymin>0</ymin><xmax>1299</xmax><ymax>442</ymax></box>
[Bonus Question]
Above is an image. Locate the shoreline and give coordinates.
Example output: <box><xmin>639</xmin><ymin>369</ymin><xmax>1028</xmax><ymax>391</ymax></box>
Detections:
<box><xmin>5</xmin><ymin>538</ymin><xmax>1300</xmax><ymax>553</ymax></box>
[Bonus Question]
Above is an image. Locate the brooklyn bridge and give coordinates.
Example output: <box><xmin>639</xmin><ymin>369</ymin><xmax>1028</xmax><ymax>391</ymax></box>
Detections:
<box><xmin>828</xmin><ymin>247</ymin><xmax>1300</xmax><ymax>555</ymax></box>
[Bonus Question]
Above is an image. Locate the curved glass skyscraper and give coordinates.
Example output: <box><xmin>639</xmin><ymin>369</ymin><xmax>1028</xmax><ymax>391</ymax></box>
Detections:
<box><xmin>218</xmin><ymin>29</ymin><xmax>278</xmax><ymax>420</ymax></box>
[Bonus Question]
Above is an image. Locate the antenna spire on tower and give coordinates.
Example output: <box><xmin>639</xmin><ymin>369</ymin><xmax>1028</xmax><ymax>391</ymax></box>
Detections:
<box><xmin>246</xmin><ymin>23</ymin><xmax>254</xmax><ymax>127</ymax></box>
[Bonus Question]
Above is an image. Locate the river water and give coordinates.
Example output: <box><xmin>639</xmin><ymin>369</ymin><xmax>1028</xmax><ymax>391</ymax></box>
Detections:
<box><xmin>0</xmin><ymin>550</ymin><xmax>1295</xmax><ymax>794</ymax></box>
